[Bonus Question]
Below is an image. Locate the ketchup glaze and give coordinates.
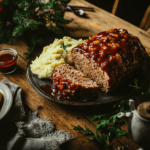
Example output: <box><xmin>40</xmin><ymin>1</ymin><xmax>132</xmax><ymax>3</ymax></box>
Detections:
<box><xmin>43</xmin><ymin>73</ymin><xmax>81</xmax><ymax>101</ymax></box>
<box><xmin>41</xmin><ymin>72</ymin><xmax>98</xmax><ymax>102</ymax></box>
<box><xmin>52</xmin><ymin>73</ymin><xmax>80</xmax><ymax>96</ymax></box>
<box><xmin>71</xmin><ymin>28</ymin><xmax>146</xmax><ymax>78</ymax></box>
<box><xmin>40</xmin><ymin>84</ymin><xmax>76</xmax><ymax>102</ymax></box>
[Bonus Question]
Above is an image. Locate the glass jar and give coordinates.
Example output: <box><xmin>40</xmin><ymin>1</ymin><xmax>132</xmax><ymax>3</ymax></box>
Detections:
<box><xmin>0</xmin><ymin>48</ymin><xmax>18</xmax><ymax>74</ymax></box>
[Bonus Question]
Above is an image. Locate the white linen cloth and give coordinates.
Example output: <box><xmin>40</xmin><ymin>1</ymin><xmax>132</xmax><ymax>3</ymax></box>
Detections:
<box><xmin>0</xmin><ymin>77</ymin><xmax>73</xmax><ymax>150</ymax></box>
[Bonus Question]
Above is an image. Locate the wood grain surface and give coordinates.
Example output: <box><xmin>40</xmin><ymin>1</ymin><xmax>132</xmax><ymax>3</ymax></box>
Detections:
<box><xmin>0</xmin><ymin>0</ymin><xmax>150</xmax><ymax>149</ymax></box>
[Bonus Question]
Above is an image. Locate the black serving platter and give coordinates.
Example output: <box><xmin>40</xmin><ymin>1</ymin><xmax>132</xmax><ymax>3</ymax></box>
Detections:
<box><xmin>26</xmin><ymin>54</ymin><xmax>150</xmax><ymax>106</ymax></box>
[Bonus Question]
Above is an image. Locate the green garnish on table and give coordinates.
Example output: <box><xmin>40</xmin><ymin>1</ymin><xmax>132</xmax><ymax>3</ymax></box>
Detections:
<box><xmin>73</xmin><ymin>100</ymin><xmax>130</xmax><ymax>150</ymax></box>
<box><xmin>73</xmin><ymin>78</ymin><xmax>150</xmax><ymax>149</ymax></box>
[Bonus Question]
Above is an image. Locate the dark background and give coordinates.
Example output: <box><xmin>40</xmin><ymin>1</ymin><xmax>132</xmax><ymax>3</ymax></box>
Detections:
<box><xmin>86</xmin><ymin>0</ymin><xmax>150</xmax><ymax>29</ymax></box>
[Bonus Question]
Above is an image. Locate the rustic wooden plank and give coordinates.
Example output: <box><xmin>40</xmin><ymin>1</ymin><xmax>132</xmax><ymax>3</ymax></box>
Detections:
<box><xmin>64</xmin><ymin>17</ymin><xmax>150</xmax><ymax>56</ymax></box>
<box><xmin>0</xmin><ymin>0</ymin><xmax>150</xmax><ymax>149</ymax></box>
<box><xmin>112</xmin><ymin>0</ymin><xmax>120</xmax><ymax>15</ymax></box>
<box><xmin>84</xmin><ymin>110</ymin><xmax>140</xmax><ymax>150</ymax></box>
<box><xmin>145</xmin><ymin>14</ymin><xmax>150</xmax><ymax>30</ymax></box>
<box><xmin>140</xmin><ymin>5</ymin><xmax>150</xmax><ymax>30</ymax></box>
<box><xmin>75</xmin><ymin>101</ymin><xmax>141</xmax><ymax>150</ymax></box>
<box><xmin>0</xmin><ymin>44</ymin><xmax>124</xmax><ymax>149</ymax></box>
<box><xmin>64</xmin><ymin>12</ymin><xmax>100</xmax><ymax>37</ymax></box>
<box><xmin>0</xmin><ymin>34</ymin><xmax>143</xmax><ymax>149</ymax></box>
<box><xmin>145</xmin><ymin>47</ymin><xmax>150</xmax><ymax>56</ymax></box>
<box><xmin>65</xmin><ymin>0</ymin><xmax>150</xmax><ymax>50</ymax></box>
<box><xmin>147</xmin><ymin>28</ymin><xmax>150</xmax><ymax>35</ymax></box>
<box><xmin>0</xmin><ymin>57</ymin><xmax>99</xmax><ymax>150</ymax></box>
<box><xmin>1</xmin><ymin>0</ymin><xmax>149</xmax><ymax>58</ymax></box>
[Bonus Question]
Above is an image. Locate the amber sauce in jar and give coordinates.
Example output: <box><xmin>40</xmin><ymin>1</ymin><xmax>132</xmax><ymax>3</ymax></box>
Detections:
<box><xmin>0</xmin><ymin>49</ymin><xmax>17</xmax><ymax>74</ymax></box>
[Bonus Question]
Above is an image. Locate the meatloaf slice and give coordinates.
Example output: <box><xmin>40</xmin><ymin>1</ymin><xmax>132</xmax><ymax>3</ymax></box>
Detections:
<box><xmin>52</xmin><ymin>64</ymin><xmax>98</xmax><ymax>100</ymax></box>
<box><xmin>71</xmin><ymin>28</ymin><xmax>147</xmax><ymax>93</ymax></box>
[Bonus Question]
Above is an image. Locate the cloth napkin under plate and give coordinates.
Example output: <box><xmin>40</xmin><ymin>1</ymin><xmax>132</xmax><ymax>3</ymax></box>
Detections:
<box><xmin>0</xmin><ymin>77</ymin><xmax>73</xmax><ymax>150</ymax></box>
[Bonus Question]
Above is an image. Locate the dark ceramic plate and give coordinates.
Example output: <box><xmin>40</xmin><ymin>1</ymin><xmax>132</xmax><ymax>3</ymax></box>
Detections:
<box><xmin>26</xmin><ymin>54</ymin><xmax>150</xmax><ymax>106</ymax></box>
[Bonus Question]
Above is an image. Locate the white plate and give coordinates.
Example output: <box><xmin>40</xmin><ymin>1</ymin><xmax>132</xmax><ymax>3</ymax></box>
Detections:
<box><xmin>0</xmin><ymin>82</ymin><xmax>13</xmax><ymax>120</ymax></box>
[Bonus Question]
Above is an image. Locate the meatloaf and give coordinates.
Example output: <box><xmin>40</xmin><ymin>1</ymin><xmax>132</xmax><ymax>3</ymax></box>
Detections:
<box><xmin>52</xmin><ymin>64</ymin><xmax>98</xmax><ymax>100</ymax></box>
<box><xmin>70</xmin><ymin>28</ymin><xmax>147</xmax><ymax>93</ymax></box>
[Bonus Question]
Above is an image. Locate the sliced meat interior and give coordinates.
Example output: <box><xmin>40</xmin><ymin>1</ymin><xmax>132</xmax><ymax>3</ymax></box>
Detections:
<box><xmin>52</xmin><ymin>64</ymin><xmax>99</xmax><ymax>100</ymax></box>
<box><xmin>71</xmin><ymin>28</ymin><xmax>147</xmax><ymax>92</ymax></box>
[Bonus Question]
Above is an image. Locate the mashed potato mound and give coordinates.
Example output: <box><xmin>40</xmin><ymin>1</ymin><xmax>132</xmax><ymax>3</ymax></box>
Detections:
<box><xmin>30</xmin><ymin>36</ymin><xmax>84</xmax><ymax>78</ymax></box>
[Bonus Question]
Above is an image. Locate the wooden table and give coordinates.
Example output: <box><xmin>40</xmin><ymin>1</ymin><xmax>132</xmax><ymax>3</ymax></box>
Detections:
<box><xmin>0</xmin><ymin>0</ymin><xmax>150</xmax><ymax>149</ymax></box>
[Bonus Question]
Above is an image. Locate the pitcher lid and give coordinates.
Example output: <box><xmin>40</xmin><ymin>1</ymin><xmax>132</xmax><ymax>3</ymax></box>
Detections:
<box><xmin>137</xmin><ymin>101</ymin><xmax>150</xmax><ymax>118</ymax></box>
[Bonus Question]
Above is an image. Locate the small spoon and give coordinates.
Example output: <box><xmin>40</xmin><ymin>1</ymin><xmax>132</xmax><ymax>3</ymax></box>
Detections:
<box><xmin>66</xmin><ymin>6</ymin><xmax>85</xmax><ymax>16</ymax></box>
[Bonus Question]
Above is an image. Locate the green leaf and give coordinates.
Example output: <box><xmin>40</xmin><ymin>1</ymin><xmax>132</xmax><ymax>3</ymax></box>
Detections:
<box><xmin>60</xmin><ymin>43</ymin><xmax>65</xmax><ymax>50</ymax></box>
<box><xmin>91</xmin><ymin>115</ymin><xmax>100</xmax><ymax>121</ymax></box>
<box><xmin>24</xmin><ymin>35</ymin><xmax>44</xmax><ymax>59</ymax></box>
<box><xmin>129</xmin><ymin>78</ymin><xmax>150</xmax><ymax>95</ymax></box>
<box><xmin>114</xmin><ymin>128</ymin><xmax>127</xmax><ymax>137</ymax></box>
<box><xmin>65</xmin><ymin>44</ymin><xmax>71</xmax><ymax>48</ymax></box>
<box><xmin>0</xmin><ymin>0</ymin><xmax>72</xmax><ymax>59</ymax></box>
<box><xmin>91</xmin><ymin>114</ymin><xmax>105</xmax><ymax>122</ymax></box>
<box><xmin>73</xmin><ymin>98</ymin><xmax>131</xmax><ymax>149</ymax></box>
<box><xmin>134</xmin><ymin>78</ymin><xmax>138</xmax><ymax>87</ymax></box>
<box><xmin>60</xmin><ymin>43</ymin><xmax>71</xmax><ymax>51</ymax></box>
<box><xmin>112</xmin><ymin>114</ymin><xmax>117</xmax><ymax>123</ymax></box>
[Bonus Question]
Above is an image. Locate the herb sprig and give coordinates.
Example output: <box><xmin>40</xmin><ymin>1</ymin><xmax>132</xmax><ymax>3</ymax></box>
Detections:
<box><xmin>0</xmin><ymin>0</ymin><xmax>72</xmax><ymax>59</ymax></box>
<box><xmin>73</xmin><ymin>100</ymin><xmax>130</xmax><ymax>149</ymax></box>
<box><xmin>129</xmin><ymin>78</ymin><xmax>150</xmax><ymax>94</ymax></box>
<box><xmin>73</xmin><ymin>78</ymin><xmax>150</xmax><ymax>149</ymax></box>
<box><xmin>60</xmin><ymin>43</ymin><xmax>71</xmax><ymax>51</ymax></box>
<box><xmin>73</xmin><ymin>125</ymin><xmax>111</xmax><ymax>149</ymax></box>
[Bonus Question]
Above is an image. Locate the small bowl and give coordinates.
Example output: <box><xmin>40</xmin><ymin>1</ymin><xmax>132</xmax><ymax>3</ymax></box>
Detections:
<box><xmin>0</xmin><ymin>82</ymin><xmax>13</xmax><ymax>120</ymax></box>
<box><xmin>0</xmin><ymin>48</ymin><xmax>18</xmax><ymax>74</ymax></box>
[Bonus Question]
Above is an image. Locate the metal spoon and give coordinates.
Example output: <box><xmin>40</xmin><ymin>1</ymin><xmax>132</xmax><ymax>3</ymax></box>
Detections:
<box><xmin>66</xmin><ymin>6</ymin><xmax>85</xmax><ymax>16</ymax></box>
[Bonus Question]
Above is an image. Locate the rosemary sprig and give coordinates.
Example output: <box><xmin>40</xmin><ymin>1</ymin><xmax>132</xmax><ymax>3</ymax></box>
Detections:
<box><xmin>73</xmin><ymin>78</ymin><xmax>150</xmax><ymax>149</ymax></box>
<box><xmin>73</xmin><ymin>99</ymin><xmax>130</xmax><ymax>150</ymax></box>
<box><xmin>60</xmin><ymin>43</ymin><xmax>71</xmax><ymax>51</ymax></box>
<box><xmin>0</xmin><ymin>0</ymin><xmax>72</xmax><ymax>59</ymax></box>
<box><xmin>129</xmin><ymin>78</ymin><xmax>150</xmax><ymax>94</ymax></box>
<box><xmin>73</xmin><ymin>125</ymin><xmax>111</xmax><ymax>149</ymax></box>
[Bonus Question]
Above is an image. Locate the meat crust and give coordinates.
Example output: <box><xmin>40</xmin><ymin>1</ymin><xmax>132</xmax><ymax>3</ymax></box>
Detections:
<box><xmin>71</xmin><ymin>28</ymin><xmax>147</xmax><ymax>92</ymax></box>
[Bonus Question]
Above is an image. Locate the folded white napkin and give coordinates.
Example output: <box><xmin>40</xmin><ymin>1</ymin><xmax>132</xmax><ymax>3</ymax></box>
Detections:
<box><xmin>0</xmin><ymin>78</ymin><xmax>73</xmax><ymax>150</ymax></box>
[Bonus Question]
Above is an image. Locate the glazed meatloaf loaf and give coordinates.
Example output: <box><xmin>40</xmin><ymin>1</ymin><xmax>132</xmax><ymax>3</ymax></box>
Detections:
<box><xmin>71</xmin><ymin>28</ymin><xmax>147</xmax><ymax>93</ymax></box>
<box><xmin>52</xmin><ymin>64</ymin><xmax>98</xmax><ymax>99</ymax></box>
